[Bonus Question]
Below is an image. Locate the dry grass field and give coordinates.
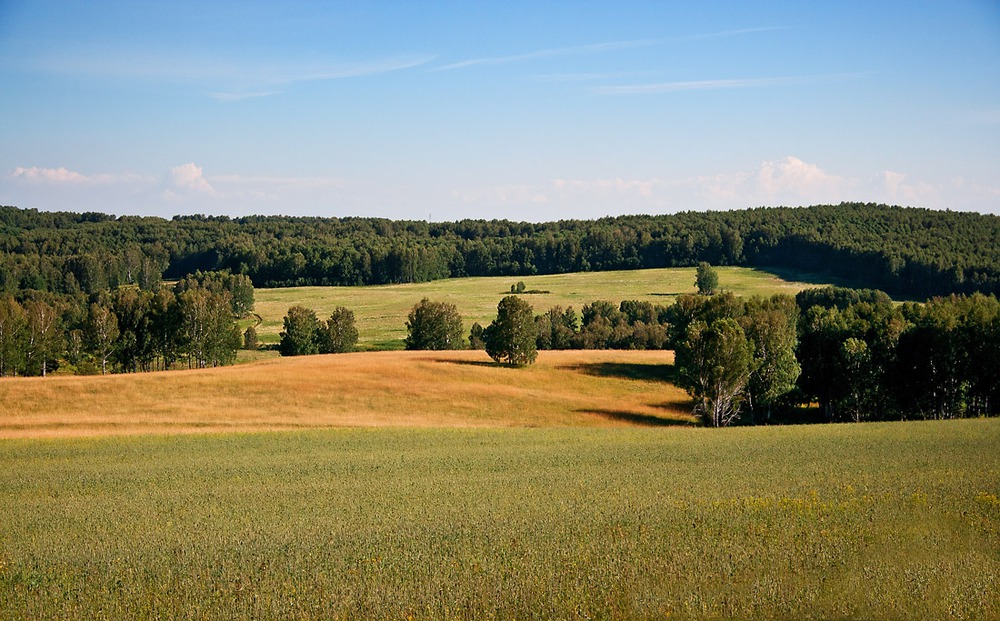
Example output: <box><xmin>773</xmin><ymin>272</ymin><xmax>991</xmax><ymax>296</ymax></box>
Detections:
<box><xmin>0</xmin><ymin>350</ymin><xmax>693</xmax><ymax>438</ymax></box>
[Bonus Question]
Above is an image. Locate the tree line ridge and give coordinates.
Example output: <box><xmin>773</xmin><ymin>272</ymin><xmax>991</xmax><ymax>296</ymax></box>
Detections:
<box><xmin>2</xmin><ymin>202</ymin><xmax>998</xmax><ymax>299</ymax></box>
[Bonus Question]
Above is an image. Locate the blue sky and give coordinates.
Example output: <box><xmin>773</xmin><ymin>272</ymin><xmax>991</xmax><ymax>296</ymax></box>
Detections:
<box><xmin>1</xmin><ymin>1</ymin><xmax>998</xmax><ymax>221</ymax></box>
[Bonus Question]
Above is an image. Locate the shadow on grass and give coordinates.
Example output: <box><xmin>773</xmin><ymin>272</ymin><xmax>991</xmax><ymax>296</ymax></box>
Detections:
<box><xmin>562</xmin><ymin>362</ymin><xmax>679</xmax><ymax>384</ymax></box>
<box><xmin>432</xmin><ymin>358</ymin><xmax>497</xmax><ymax>368</ymax></box>
<box><xmin>577</xmin><ymin>408</ymin><xmax>692</xmax><ymax>427</ymax></box>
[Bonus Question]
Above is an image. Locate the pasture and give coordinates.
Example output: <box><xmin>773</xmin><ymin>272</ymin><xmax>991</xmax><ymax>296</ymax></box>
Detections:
<box><xmin>0</xmin><ymin>350</ymin><xmax>693</xmax><ymax>438</ymax></box>
<box><xmin>1</xmin><ymin>419</ymin><xmax>997</xmax><ymax>619</ymax></box>
<box><xmin>252</xmin><ymin>266</ymin><xmax>838</xmax><ymax>348</ymax></box>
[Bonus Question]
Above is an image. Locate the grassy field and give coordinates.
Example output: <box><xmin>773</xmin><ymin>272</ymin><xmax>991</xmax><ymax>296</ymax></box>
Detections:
<box><xmin>0</xmin><ymin>350</ymin><xmax>693</xmax><ymax>438</ymax></box>
<box><xmin>253</xmin><ymin>266</ymin><xmax>838</xmax><ymax>348</ymax></box>
<box><xmin>1</xmin><ymin>419</ymin><xmax>996</xmax><ymax>620</ymax></box>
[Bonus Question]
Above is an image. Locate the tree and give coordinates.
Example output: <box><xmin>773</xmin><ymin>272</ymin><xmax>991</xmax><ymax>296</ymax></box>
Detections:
<box><xmin>23</xmin><ymin>298</ymin><xmax>62</xmax><ymax>377</ymax></box>
<box><xmin>741</xmin><ymin>297</ymin><xmax>801</xmax><ymax>422</ymax></box>
<box><xmin>317</xmin><ymin>306</ymin><xmax>358</xmax><ymax>353</ymax></box>
<box><xmin>404</xmin><ymin>298</ymin><xmax>464</xmax><ymax>350</ymax></box>
<box><xmin>280</xmin><ymin>305</ymin><xmax>321</xmax><ymax>356</ymax></box>
<box><xmin>243</xmin><ymin>325</ymin><xmax>258</xmax><ymax>350</ymax></box>
<box><xmin>469</xmin><ymin>322</ymin><xmax>485</xmax><ymax>349</ymax></box>
<box><xmin>0</xmin><ymin>295</ymin><xmax>26</xmax><ymax>376</ymax></box>
<box><xmin>696</xmin><ymin>262</ymin><xmax>719</xmax><ymax>295</ymax></box>
<box><xmin>484</xmin><ymin>295</ymin><xmax>537</xmax><ymax>367</ymax></box>
<box><xmin>86</xmin><ymin>303</ymin><xmax>119</xmax><ymax>375</ymax></box>
<box><xmin>676</xmin><ymin>318</ymin><xmax>754</xmax><ymax>427</ymax></box>
<box><xmin>178</xmin><ymin>288</ymin><xmax>239</xmax><ymax>368</ymax></box>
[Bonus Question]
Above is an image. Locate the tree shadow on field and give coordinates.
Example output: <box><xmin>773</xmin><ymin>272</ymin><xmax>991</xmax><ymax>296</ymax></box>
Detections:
<box><xmin>563</xmin><ymin>362</ymin><xmax>679</xmax><ymax>384</ymax></box>
<box><xmin>576</xmin><ymin>408</ymin><xmax>692</xmax><ymax>427</ymax></box>
<box><xmin>432</xmin><ymin>358</ymin><xmax>497</xmax><ymax>368</ymax></box>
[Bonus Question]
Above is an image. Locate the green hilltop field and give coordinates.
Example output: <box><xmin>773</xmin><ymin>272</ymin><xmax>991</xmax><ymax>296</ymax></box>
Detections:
<box><xmin>252</xmin><ymin>266</ymin><xmax>843</xmax><ymax>349</ymax></box>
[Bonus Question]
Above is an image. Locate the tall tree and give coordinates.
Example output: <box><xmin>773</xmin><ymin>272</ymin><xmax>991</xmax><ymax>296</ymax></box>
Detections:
<box><xmin>23</xmin><ymin>299</ymin><xmax>62</xmax><ymax>377</ymax></box>
<box><xmin>741</xmin><ymin>296</ymin><xmax>801</xmax><ymax>422</ymax></box>
<box><xmin>676</xmin><ymin>318</ymin><xmax>754</xmax><ymax>427</ymax></box>
<box><xmin>484</xmin><ymin>295</ymin><xmax>537</xmax><ymax>367</ymax></box>
<box><xmin>404</xmin><ymin>298</ymin><xmax>464</xmax><ymax>350</ymax></box>
<box><xmin>317</xmin><ymin>306</ymin><xmax>358</xmax><ymax>354</ymax></box>
<box><xmin>0</xmin><ymin>295</ymin><xmax>26</xmax><ymax>376</ymax></box>
<box><xmin>696</xmin><ymin>262</ymin><xmax>719</xmax><ymax>295</ymax></box>
<box><xmin>86</xmin><ymin>303</ymin><xmax>119</xmax><ymax>375</ymax></box>
<box><xmin>280</xmin><ymin>305</ymin><xmax>321</xmax><ymax>356</ymax></box>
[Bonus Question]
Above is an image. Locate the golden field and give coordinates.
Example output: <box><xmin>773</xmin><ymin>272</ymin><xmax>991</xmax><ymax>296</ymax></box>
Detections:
<box><xmin>0</xmin><ymin>350</ymin><xmax>693</xmax><ymax>438</ymax></box>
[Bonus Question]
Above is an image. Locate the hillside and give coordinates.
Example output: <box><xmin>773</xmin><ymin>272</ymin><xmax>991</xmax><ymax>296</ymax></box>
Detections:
<box><xmin>2</xmin><ymin>203</ymin><xmax>998</xmax><ymax>299</ymax></box>
<box><xmin>0</xmin><ymin>350</ymin><xmax>693</xmax><ymax>438</ymax></box>
<box><xmin>253</xmin><ymin>266</ymin><xmax>837</xmax><ymax>347</ymax></box>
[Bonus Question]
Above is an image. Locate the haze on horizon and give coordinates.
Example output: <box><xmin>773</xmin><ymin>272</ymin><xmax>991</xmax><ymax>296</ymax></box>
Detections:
<box><xmin>1</xmin><ymin>1</ymin><xmax>998</xmax><ymax>222</ymax></box>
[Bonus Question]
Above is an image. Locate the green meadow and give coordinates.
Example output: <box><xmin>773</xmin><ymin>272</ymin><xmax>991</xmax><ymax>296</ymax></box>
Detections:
<box><xmin>2</xmin><ymin>419</ymin><xmax>997</xmax><ymax>620</ymax></box>
<box><xmin>252</xmin><ymin>266</ymin><xmax>841</xmax><ymax>348</ymax></box>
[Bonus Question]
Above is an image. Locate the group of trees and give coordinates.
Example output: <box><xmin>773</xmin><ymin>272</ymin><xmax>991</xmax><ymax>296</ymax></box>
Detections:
<box><xmin>402</xmin><ymin>296</ymin><xmax>539</xmax><ymax>367</ymax></box>
<box><xmin>670</xmin><ymin>286</ymin><xmax>1000</xmax><ymax>425</ymax></box>
<box><xmin>0</xmin><ymin>278</ymin><xmax>247</xmax><ymax>377</ymax></box>
<box><xmin>4</xmin><ymin>203</ymin><xmax>999</xmax><ymax>300</ymax></box>
<box><xmin>279</xmin><ymin>306</ymin><xmax>358</xmax><ymax>356</ymax></box>
<box><xmin>794</xmin><ymin>288</ymin><xmax>1000</xmax><ymax>423</ymax></box>
<box><xmin>392</xmin><ymin>283</ymin><xmax>1000</xmax><ymax>425</ymax></box>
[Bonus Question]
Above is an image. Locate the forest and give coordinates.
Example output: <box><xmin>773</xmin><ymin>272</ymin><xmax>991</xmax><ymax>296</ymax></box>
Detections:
<box><xmin>2</xmin><ymin>202</ymin><xmax>999</xmax><ymax>299</ymax></box>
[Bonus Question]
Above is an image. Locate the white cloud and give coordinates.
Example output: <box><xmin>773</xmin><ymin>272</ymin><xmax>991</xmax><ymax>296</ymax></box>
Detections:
<box><xmin>11</xmin><ymin>166</ymin><xmax>91</xmax><ymax>183</ymax></box>
<box><xmin>9</xmin><ymin>166</ymin><xmax>148</xmax><ymax>186</ymax></box>
<box><xmin>169</xmin><ymin>163</ymin><xmax>217</xmax><ymax>196</ymax></box>
<box><xmin>757</xmin><ymin>156</ymin><xmax>844</xmax><ymax>199</ymax></box>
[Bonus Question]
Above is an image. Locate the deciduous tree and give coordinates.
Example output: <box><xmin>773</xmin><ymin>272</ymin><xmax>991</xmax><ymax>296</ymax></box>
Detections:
<box><xmin>484</xmin><ymin>296</ymin><xmax>537</xmax><ymax>367</ymax></box>
<box><xmin>676</xmin><ymin>318</ymin><xmax>754</xmax><ymax>427</ymax></box>
<box><xmin>404</xmin><ymin>298</ymin><xmax>464</xmax><ymax>350</ymax></box>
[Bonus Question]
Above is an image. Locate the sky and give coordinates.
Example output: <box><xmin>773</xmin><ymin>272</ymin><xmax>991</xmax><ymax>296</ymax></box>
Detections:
<box><xmin>1</xmin><ymin>1</ymin><xmax>998</xmax><ymax>222</ymax></box>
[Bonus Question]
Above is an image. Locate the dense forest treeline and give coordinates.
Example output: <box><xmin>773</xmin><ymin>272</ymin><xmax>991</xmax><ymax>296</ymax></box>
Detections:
<box><xmin>2</xmin><ymin>202</ymin><xmax>999</xmax><ymax>299</ymax></box>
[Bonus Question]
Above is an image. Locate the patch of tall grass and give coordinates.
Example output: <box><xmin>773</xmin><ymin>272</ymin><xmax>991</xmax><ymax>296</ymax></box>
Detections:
<box><xmin>1</xmin><ymin>419</ymin><xmax>996</xmax><ymax>619</ymax></box>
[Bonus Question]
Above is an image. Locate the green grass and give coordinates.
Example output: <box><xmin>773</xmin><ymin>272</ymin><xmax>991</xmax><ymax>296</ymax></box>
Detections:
<box><xmin>254</xmin><ymin>267</ymin><xmax>841</xmax><ymax>348</ymax></box>
<box><xmin>1</xmin><ymin>419</ymin><xmax>996</xmax><ymax>620</ymax></box>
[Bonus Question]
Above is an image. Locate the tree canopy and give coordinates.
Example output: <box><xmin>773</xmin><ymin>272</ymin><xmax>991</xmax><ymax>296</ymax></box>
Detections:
<box><xmin>3</xmin><ymin>203</ymin><xmax>999</xmax><ymax>300</ymax></box>
<box><xmin>404</xmin><ymin>298</ymin><xmax>464</xmax><ymax>351</ymax></box>
<box><xmin>484</xmin><ymin>296</ymin><xmax>538</xmax><ymax>367</ymax></box>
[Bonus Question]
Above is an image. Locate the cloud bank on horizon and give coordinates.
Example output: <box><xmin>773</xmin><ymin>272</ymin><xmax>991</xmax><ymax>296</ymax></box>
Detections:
<box><xmin>1</xmin><ymin>1</ymin><xmax>997</xmax><ymax>221</ymax></box>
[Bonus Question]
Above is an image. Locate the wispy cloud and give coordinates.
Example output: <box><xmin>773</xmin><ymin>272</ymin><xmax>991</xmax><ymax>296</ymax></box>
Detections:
<box><xmin>594</xmin><ymin>76</ymin><xmax>794</xmax><ymax>95</ymax></box>
<box><xmin>678</xmin><ymin>26</ymin><xmax>789</xmax><ymax>42</ymax></box>
<box><xmin>594</xmin><ymin>73</ymin><xmax>867</xmax><ymax>95</ymax></box>
<box><xmin>9</xmin><ymin>166</ymin><xmax>150</xmax><ymax>185</ymax></box>
<box><xmin>429</xmin><ymin>40</ymin><xmax>657</xmax><ymax>72</ymax></box>
<box><xmin>26</xmin><ymin>52</ymin><xmax>434</xmax><ymax>101</ymax></box>
<box><xmin>210</xmin><ymin>91</ymin><xmax>282</xmax><ymax>102</ymax></box>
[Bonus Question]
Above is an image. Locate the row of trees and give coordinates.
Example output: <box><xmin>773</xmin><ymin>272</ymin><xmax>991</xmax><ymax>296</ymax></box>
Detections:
<box><xmin>390</xmin><ymin>285</ymin><xmax>1000</xmax><ymax>425</ymax></box>
<box><xmin>0</xmin><ymin>283</ymin><xmax>243</xmax><ymax>377</ymax></box>
<box><xmin>4</xmin><ymin>203</ymin><xmax>999</xmax><ymax>299</ymax></box>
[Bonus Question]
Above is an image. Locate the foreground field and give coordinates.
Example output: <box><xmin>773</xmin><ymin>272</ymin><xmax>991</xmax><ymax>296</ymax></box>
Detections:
<box><xmin>1</xmin><ymin>419</ymin><xmax>997</xmax><ymax>619</ymax></box>
<box><xmin>253</xmin><ymin>266</ymin><xmax>839</xmax><ymax>347</ymax></box>
<box><xmin>0</xmin><ymin>350</ymin><xmax>693</xmax><ymax>438</ymax></box>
